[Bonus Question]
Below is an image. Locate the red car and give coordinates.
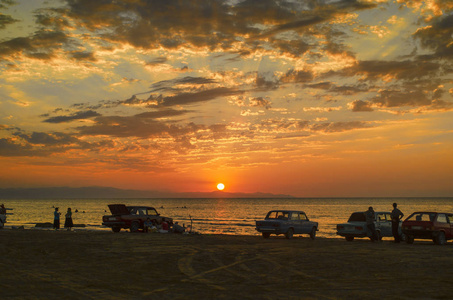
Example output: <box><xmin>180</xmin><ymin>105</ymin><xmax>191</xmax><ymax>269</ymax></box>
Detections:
<box><xmin>402</xmin><ymin>212</ymin><xmax>453</xmax><ymax>245</ymax></box>
<box><xmin>102</xmin><ymin>204</ymin><xmax>172</xmax><ymax>232</ymax></box>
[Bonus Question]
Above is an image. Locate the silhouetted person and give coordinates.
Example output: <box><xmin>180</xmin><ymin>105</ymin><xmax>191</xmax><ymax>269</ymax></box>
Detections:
<box><xmin>53</xmin><ymin>207</ymin><xmax>61</xmax><ymax>230</ymax></box>
<box><xmin>366</xmin><ymin>206</ymin><xmax>379</xmax><ymax>242</ymax></box>
<box><xmin>64</xmin><ymin>208</ymin><xmax>73</xmax><ymax>231</ymax></box>
<box><xmin>391</xmin><ymin>203</ymin><xmax>404</xmax><ymax>243</ymax></box>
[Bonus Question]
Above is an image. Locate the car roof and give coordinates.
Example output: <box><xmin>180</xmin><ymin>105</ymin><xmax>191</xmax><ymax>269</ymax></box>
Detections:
<box><xmin>268</xmin><ymin>210</ymin><xmax>305</xmax><ymax>213</ymax></box>
<box><xmin>126</xmin><ymin>206</ymin><xmax>156</xmax><ymax>209</ymax></box>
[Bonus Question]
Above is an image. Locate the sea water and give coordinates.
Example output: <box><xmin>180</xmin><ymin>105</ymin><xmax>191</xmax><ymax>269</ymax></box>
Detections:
<box><xmin>2</xmin><ymin>197</ymin><xmax>453</xmax><ymax>238</ymax></box>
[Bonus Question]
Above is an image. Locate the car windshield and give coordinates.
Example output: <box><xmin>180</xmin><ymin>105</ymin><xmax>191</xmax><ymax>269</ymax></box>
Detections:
<box><xmin>266</xmin><ymin>211</ymin><xmax>290</xmax><ymax>220</ymax></box>
<box><xmin>407</xmin><ymin>213</ymin><xmax>436</xmax><ymax>222</ymax></box>
<box><xmin>348</xmin><ymin>212</ymin><xmax>366</xmax><ymax>222</ymax></box>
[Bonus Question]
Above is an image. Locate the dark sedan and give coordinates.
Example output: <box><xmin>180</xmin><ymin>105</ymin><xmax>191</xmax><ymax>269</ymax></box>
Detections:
<box><xmin>255</xmin><ymin>210</ymin><xmax>318</xmax><ymax>239</ymax></box>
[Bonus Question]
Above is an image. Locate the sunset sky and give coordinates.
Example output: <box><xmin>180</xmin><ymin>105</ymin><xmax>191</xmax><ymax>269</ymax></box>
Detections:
<box><xmin>0</xmin><ymin>0</ymin><xmax>452</xmax><ymax>197</ymax></box>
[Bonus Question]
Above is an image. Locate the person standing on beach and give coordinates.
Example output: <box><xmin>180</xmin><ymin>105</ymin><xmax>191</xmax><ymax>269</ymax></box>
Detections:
<box><xmin>391</xmin><ymin>203</ymin><xmax>404</xmax><ymax>243</ymax></box>
<box><xmin>366</xmin><ymin>206</ymin><xmax>379</xmax><ymax>242</ymax></box>
<box><xmin>53</xmin><ymin>207</ymin><xmax>61</xmax><ymax>230</ymax></box>
<box><xmin>64</xmin><ymin>208</ymin><xmax>73</xmax><ymax>231</ymax></box>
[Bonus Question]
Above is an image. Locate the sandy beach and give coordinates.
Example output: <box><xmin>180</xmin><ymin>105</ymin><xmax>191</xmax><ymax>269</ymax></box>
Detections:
<box><xmin>1</xmin><ymin>229</ymin><xmax>451</xmax><ymax>299</ymax></box>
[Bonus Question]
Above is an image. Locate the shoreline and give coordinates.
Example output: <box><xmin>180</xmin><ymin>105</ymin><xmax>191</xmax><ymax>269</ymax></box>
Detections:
<box><xmin>1</xmin><ymin>229</ymin><xmax>452</xmax><ymax>299</ymax></box>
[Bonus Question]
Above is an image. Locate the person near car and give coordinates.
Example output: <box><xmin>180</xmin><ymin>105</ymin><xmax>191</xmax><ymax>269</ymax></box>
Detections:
<box><xmin>53</xmin><ymin>207</ymin><xmax>61</xmax><ymax>230</ymax></box>
<box><xmin>390</xmin><ymin>203</ymin><xmax>404</xmax><ymax>243</ymax></box>
<box><xmin>64</xmin><ymin>207</ymin><xmax>73</xmax><ymax>231</ymax></box>
<box><xmin>159</xmin><ymin>218</ymin><xmax>169</xmax><ymax>233</ymax></box>
<box><xmin>172</xmin><ymin>222</ymin><xmax>185</xmax><ymax>234</ymax></box>
<box><xmin>144</xmin><ymin>218</ymin><xmax>152</xmax><ymax>233</ymax></box>
<box><xmin>365</xmin><ymin>206</ymin><xmax>379</xmax><ymax>242</ymax></box>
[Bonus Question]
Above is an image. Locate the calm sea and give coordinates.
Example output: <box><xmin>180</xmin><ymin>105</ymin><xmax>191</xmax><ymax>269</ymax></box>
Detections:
<box><xmin>2</xmin><ymin>198</ymin><xmax>453</xmax><ymax>238</ymax></box>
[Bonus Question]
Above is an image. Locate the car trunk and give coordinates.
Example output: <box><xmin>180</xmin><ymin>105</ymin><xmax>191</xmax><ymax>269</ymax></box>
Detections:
<box><xmin>108</xmin><ymin>204</ymin><xmax>130</xmax><ymax>216</ymax></box>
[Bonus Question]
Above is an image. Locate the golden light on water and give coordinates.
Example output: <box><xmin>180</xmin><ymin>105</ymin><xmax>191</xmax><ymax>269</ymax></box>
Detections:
<box><xmin>217</xmin><ymin>183</ymin><xmax>225</xmax><ymax>191</ymax></box>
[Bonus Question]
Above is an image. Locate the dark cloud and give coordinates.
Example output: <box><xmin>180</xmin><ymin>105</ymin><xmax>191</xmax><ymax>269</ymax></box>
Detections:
<box><xmin>0</xmin><ymin>138</ymin><xmax>33</xmax><ymax>156</ymax></box>
<box><xmin>0</xmin><ymin>30</ymin><xmax>69</xmax><ymax>61</ymax></box>
<box><xmin>159</xmin><ymin>87</ymin><xmax>242</xmax><ymax>107</ymax></box>
<box><xmin>413</xmin><ymin>14</ymin><xmax>453</xmax><ymax>59</ymax></box>
<box><xmin>146</xmin><ymin>56</ymin><xmax>167</xmax><ymax>65</ymax></box>
<box><xmin>135</xmin><ymin>109</ymin><xmax>190</xmax><ymax>118</ymax></box>
<box><xmin>13</xmin><ymin>131</ymin><xmax>78</xmax><ymax>146</ymax></box>
<box><xmin>263</xmin><ymin>15</ymin><xmax>326</xmax><ymax>37</ymax></box>
<box><xmin>281</xmin><ymin>69</ymin><xmax>313</xmax><ymax>83</ymax></box>
<box><xmin>149</xmin><ymin>76</ymin><xmax>217</xmax><ymax>93</ymax></box>
<box><xmin>0</xmin><ymin>12</ymin><xmax>18</xmax><ymax>29</ymax></box>
<box><xmin>306</xmin><ymin>82</ymin><xmax>333</xmax><ymax>90</ymax></box>
<box><xmin>342</xmin><ymin>60</ymin><xmax>442</xmax><ymax>81</ymax></box>
<box><xmin>71</xmin><ymin>51</ymin><xmax>96</xmax><ymax>61</ymax></box>
<box><xmin>350</xmin><ymin>100</ymin><xmax>373</xmax><ymax>112</ymax></box>
<box><xmin>76</xmin><ymin>115</ymin><xmax>204</xmax><ymax>138</ymax></box>
<box><xmin>370</xmin><ymin>89</ymin><xmax>431</xmax><ymax>108</ymax></box>
<box><xmin>21</xmin><ymin>0</ymin><xmax>377</xmax><ymax>61</ymax></box>
<box><xmin>43</xmin><ymin>110</ymin><xmax>101</xmax><ymax>123</ymax></box>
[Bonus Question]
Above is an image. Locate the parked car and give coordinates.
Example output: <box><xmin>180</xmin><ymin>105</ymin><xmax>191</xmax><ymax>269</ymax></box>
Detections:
<box><xmin>402</xmin><ymin>212</ymin><xmax>453</xmax><ymax>245</ymax></box>
<box><xmin>102</xmin><ymin>204</ymin><xmax>172</xmax><ymax>232</ymax></box>
<box><xmin>336</xmin><ymin>211</ymin><xmax>404</xmax><ymax>241</ymax></box>
<box><xmin>255</xmin><ymin>210</ymin><xmax>318</xmax><ymax>239</ymax></box>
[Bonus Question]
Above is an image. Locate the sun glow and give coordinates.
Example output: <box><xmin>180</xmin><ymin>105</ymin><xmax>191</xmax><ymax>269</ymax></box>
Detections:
<box><xmin>217</xmin><ymin>183</ymin><xmax>225</xmax><ymax>191</ymax></box>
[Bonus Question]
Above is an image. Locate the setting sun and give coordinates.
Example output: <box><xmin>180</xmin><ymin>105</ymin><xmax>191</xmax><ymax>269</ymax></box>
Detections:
<box><xmin>217</xmin><ymin>183</ymin><xmax>225</xmax><ymax>191</ymax></box>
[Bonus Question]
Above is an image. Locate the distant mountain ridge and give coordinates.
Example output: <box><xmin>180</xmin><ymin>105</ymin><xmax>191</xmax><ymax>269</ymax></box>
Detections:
<box><xmin>0</xmin><ymin>186</ymin><xmax>294</xmax><ymax>199</ymax></box>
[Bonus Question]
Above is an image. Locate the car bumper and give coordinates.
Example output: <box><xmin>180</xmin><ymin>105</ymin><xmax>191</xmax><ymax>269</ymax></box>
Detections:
<box><xmin>256</xmin><ymin>227</ymin><xmax>284</xmax><ymax>234</ymax></box>
<box><xmin>336</xmin><ymin>231</ymin><xmax>368</xmax><ymax>238</ymax></box>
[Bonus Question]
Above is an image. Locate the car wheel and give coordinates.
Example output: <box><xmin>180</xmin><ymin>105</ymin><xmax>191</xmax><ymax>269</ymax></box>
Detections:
<box><xmin>262</xmin><ymin>232</ymin><xmax>270</xmax><ymax>239</ymax></box>
<box><xmin>310</xmin><ymin>227</ymin><xmax>316</xmax><ymax>240</ymax></box>
<box><xmin>285</xmin><ymin>228</ymin><xmax>294</xmax><ymax>239</ymax></box>
<box><xmin>406</xmin><ymin>235</ymin><xmax>414</xmax><ymax>244</ymax></box>
<box><xmin>130</xmin><ymin>221</ymin><xmax>140</xmax><ymax>233</ymax></box>
<box><xmin>346</xmin><ymin>236</ymin><xmax>354</xmax><ymax>242</ymax></box>
<box><xmin>399</xmin><ymin>232</ymin><xmax>406</xmax><ymax>242</ymax></box>
<box><xmin>435</xmin><ymin>231</ymin><xmax>446</xmax><ymax>245</ymax></box>
<box><xmin>112</xmin><ymin>227</ymin><xmax>121</xmax><ymax>233</ymax></box>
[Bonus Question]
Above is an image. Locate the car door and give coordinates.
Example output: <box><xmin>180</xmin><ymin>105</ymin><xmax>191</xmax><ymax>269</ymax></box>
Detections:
<box><xmin>436</xmin><ymin>214</ymin><xmax>450</xmax><ymax>237</ymax></box>
<box><xmin>290</xmin><ymin>212</ymin><xmax>302</xmax><ymax>234</ymax></box>
<box><xmin>376</xmin><ymin>213</ymin><xmax>391</xmax><ymax>236</ymax></box>
<box><xmin>300</xmin><ymin>212</ymin><xmax>311</xmax><ymax>234</ymax></box>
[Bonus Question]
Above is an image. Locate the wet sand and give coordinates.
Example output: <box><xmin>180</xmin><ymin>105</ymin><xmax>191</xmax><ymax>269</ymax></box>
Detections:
<box><xmin>0</xmin><ymin>229</ymin><xmax>451</xmax><ymax>299</ymax></box>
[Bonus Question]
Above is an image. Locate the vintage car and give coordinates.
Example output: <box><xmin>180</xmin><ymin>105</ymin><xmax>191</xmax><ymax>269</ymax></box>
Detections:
<box><xmin>402</xmin><ymin>212</ymin><xmax>453</xmax><ymax>245</ymax></box>
<box><xmin>336</xmin><ymin>211</ymin><xmax>404</xmax><ymax>241</ymax></box>
<box><xmin>102</xmin><ymin>204</ymin><xmax>172</xmax><ymax>232</ymax></box>
<box><xmin>255</xmin><ymin>210</ymin><xmax>318</xmax><ymax>239</ymax></box>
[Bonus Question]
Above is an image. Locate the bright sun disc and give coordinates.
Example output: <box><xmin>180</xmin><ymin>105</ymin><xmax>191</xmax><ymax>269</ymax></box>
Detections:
<box><xmin>217</xmin><ymin>183</ymin><xmax>225</xmax><ymax>191</ymax></box>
